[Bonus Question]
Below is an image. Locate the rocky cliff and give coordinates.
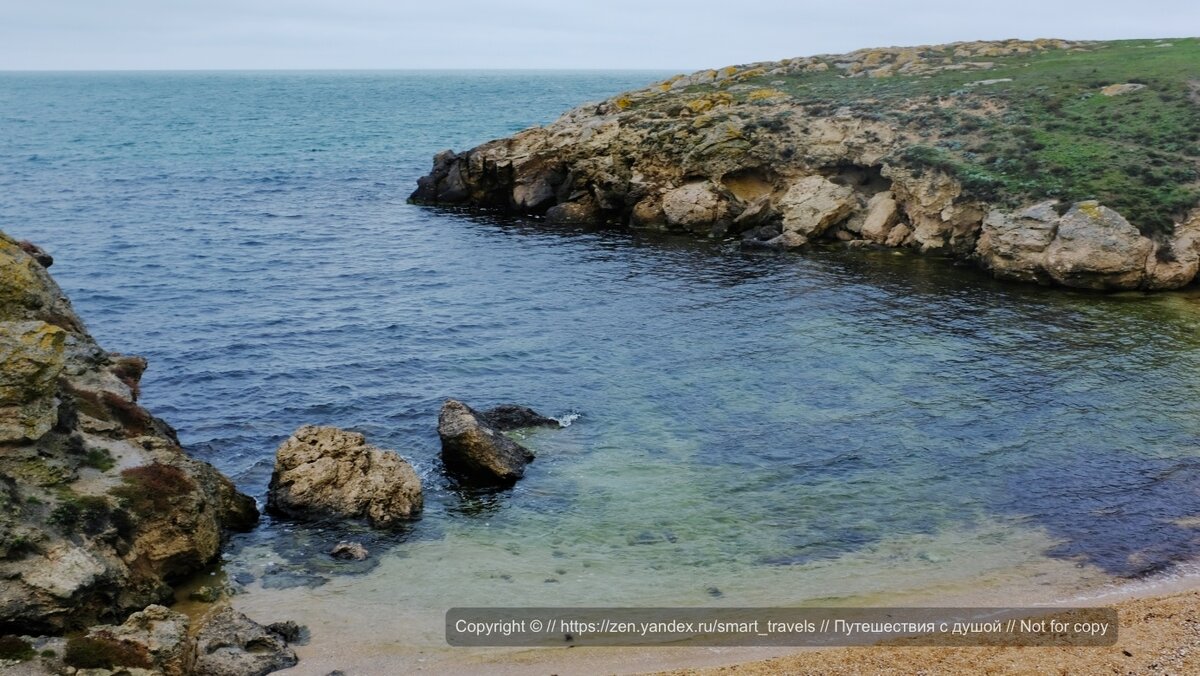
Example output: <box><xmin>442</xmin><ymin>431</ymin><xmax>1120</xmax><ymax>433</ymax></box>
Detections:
<box><xmin>412</xmin><ymin>38</ymin><xmax>1200</xmax><ymax>290</ymax></box>
<box><xmin>0</xmin><ymin>231</ymin><xmax>257</xmax><ymax>634</ymax></box>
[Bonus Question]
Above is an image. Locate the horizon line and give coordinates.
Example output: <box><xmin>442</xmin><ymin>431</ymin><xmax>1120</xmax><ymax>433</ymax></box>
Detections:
<box><xmin>0</xmin><ymin>67</ymin><xmax>690</xmax><ymax>74</ymax></box>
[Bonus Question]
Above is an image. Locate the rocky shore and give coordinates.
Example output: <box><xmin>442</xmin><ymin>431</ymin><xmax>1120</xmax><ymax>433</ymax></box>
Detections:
<box><xmin>0</xmin><ymin>231</ymin><xmax>298</xmax><ymax>674</ymax></box>
<box><xmin>0</xmin><ymin>238</ymin><xmax>563</xmax><ymax>674</ymax></box>
<box><xmin>412</xmin><ymin>37</ymin><xmax>1200</xmax><ymax>291</ymax></box>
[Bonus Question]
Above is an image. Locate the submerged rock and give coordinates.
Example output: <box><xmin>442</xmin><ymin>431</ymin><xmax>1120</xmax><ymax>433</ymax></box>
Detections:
<box><xmin>438</xmin><ymin>399</ymin><xmax>535</xmax><ymax>484</ymax></box>
<box><xmin>329</xmin><ymin>541</ymin><xmax>369</xmax><ymax>561</ymax></box>
<box><xmin>192</xmin><ymin>606</ymin><xmax>298</xmax><ymax>676</ymax></box>
<box><xmin>267</xmin><ymin>425</ymin><xmax>423</xmax><ymax>528</ymax></box>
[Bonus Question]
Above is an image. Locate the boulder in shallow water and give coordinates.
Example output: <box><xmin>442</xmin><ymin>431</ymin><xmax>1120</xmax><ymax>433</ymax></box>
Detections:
<box><xmin>267</xmin><ymin>425</ymin><xmax>423</xmax><ymax>528</ymax></box>
<box><xmin>438</xmin><ymin>399</ymin><xmax>535</xmax><ymax>484</ymax></box>
<box><xmin>480</xmin><ymin>404</ymin><xmax>560</xmax><ymax>431</ymax></box>
<box><xmin>329</xmin><ymin>541</ymin><xmax>369</xmax><ymax>561</ymax></box>
<box><xmin>192</xmin><ymin>606</ymin><xmax>297</xmax><ymax>676</ymax></box>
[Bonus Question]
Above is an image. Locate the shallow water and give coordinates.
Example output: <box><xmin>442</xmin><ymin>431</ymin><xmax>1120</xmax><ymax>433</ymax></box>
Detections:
<box><xmin>3</xmin><ymin>71</ymin><xmax>1200</xmax><ymax>663</ymax></box>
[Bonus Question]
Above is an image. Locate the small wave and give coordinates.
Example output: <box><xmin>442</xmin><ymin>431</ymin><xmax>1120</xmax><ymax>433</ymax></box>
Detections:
<box><xmin>554</xmin><ymin>411</ymin><xmax>581</xmax><ymax>428</ymax></box>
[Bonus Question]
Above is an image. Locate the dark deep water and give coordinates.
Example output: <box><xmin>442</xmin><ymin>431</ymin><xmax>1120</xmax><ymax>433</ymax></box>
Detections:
<box><xmin>3</xmin><ymin>71</ymin><xmax>1200</xmax><ymax>613</ymax></box>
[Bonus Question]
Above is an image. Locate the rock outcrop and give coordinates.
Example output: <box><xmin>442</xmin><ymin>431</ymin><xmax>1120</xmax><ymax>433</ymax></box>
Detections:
<box><xmin>192</xmin><ymin>606</ymin><xmax>298</xmax><ymax>676</ymax></box>
<box><xmin>267</xmin><ymin>425</ymin><xmax>423</xmax><ymax>528</ymax></box>
<box><xmin>438</xmin><ymin>400</ymin><xmax>535</xmax><ymax>484</ymax></box>
<box><xmin>976</xmin><ymin>201</ymin><xmax>1198</xmax><ymax>290</ymax></box>
<box><xmin>412</xmin><ymin>38</ymin><xmax>1200</xmax><ymax>292</ymax></box>
<box><xmin>0</xmin><ymin>230</ymin><xmax>258</xmax><ymax>634</ymax></box>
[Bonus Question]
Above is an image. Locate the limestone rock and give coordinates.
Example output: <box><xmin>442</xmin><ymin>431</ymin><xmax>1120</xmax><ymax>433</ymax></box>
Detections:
<box><xmin>0</xmin><ymin>321</ymin><xmax>65</xmax><ymax>442</ymax></box>
<box><xmin>438</xmin><ymin>399</ymin><xmax>534</xmax><ymax>484</ymax></box>
<box><xmin>631</xmin><ymin>196</ymin><xmax>667</xmax><ymax>229</ymax></box>
<box><xmin>860</xmin><ymin>191</ymin><xmax>900</xmax><ymax>243</ymax></box>
<box><xmin>976</xmin><ymin>201</ymin><xmax>1061</xmax><ymax>284</ymax></box>
<box><xmin>1101</xmin><ymin>83</ymin><xmax>1147</xmax><ymax>96</ymax></box>
<box><xmin>1144</xmin><ymin>209</ymin><xmax>1200</xmax><ymax>290</ymax></box>
<box><xmin>267</xmin><ymin>426</ymin><xmax>423</xmax><ymax>528</ymax></box>
<box><xmin>192</xmin><ymin>606</ymin><xmax>297</xmax><ymax>676</ymax></box>
<box><xmin>77</xmin><ymin>605</ymin><xmax>193</xmax><ymax>676</ymax></box>
<box><xmin>1044</xmin><ymin>201</ymin><xmax>1153</xmax><ymax>289</ymax></box>
<box><xmin>731</xmin><ymin>195</ymin><xmax>777</xmax><ymax>232</ymax></box>
<box><xmin>662</xmin><ymin>182</ymin><xmax>725</xmax><ymax>231</ymax></box>
<box><xmin>774</xmin><ymin>176</ymin><xmax>855</xmax><ymax>246</ymax></box>
<box><xmin>545</xmin><ymin>196</ymin><xmax>600</xmax><ymax>224</ymax></box>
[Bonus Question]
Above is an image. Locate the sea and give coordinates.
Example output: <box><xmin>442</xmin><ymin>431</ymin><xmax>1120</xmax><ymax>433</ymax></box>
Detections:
<box><xmin>3</xmin><ymin>71</ymin><xmax>1200</xmax><ymax>672</ymax></box>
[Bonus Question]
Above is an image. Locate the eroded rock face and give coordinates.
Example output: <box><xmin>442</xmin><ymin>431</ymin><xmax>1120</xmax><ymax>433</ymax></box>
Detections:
<box><xmin>0</xmin><ymin>229</ymin><xmax>258</xmax><ymax>634</ymax></box>
<box><xmin>192</xmin><ymin>606</ymin><xmax>297</xmax><ymax>676</ymax></box>
<box><xmin>438</xmin><ymin>399</ymin><xmax>534</xmax><ymax>484</ymax></box>
<box><xmin>0</xmin><ymin>321</ymin><xmax>65</xmax><ymax>442</ymax></box>
<box><xmin>267</xmin><ymin>425</ymin><xmax>423</xmax><ymax>528</ymax></box>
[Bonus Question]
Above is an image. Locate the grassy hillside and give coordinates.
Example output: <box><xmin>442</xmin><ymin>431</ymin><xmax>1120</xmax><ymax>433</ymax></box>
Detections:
<box><xmin>658</xmin><ymin>38</ymin><xmax>1200</xmax><ymax>235</ymax></box>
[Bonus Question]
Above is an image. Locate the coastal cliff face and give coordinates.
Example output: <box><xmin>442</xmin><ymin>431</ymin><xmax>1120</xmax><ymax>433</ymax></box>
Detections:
<box><xmin>0</xmin><ymin>231</ymin><xmax>257</xmax><ymax>633</ymax></box>
<box><xmin>412</xmin><ymin>38</ymin><xmax>1200</xmax><ymax>291</ymax></box>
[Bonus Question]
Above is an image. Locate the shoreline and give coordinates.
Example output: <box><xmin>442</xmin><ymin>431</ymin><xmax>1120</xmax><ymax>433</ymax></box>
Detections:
<box><xmin>247</xmin><ymin>559</ymin><xmax>1200</xmax><ymax>675</ymax></box>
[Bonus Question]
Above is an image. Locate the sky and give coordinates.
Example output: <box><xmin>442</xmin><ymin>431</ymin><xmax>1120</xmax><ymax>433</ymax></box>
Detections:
<box><xmin>1</xmin><ymin>1</ymin><xmax>1197</xmax><ymax>71</ymax></box>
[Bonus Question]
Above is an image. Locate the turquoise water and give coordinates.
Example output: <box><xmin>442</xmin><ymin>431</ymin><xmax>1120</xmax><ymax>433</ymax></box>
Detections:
<box><xmin>3</xmin><ymin>72</ymin><xmax>1200</xmax><ymax>639</ymax></box>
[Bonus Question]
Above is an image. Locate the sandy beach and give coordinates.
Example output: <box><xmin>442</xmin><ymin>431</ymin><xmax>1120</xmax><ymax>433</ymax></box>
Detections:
<box><xmin>656</xmin><ymin>587</ymin><xmax>1200</xmax><ymax>675</ymax></box>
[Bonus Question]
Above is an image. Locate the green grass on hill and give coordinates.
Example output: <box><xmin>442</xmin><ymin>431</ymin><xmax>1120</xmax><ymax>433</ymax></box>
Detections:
<box><xmin>711</xmin><ymin>39</ymin><xmax>1200</xmax><ymax>235</ymax></box>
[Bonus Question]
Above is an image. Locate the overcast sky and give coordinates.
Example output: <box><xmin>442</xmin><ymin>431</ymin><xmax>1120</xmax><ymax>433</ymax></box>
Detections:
<box><xmin>2</xmin><ymin>1</ymin><xmax>1197</xmax><ymax>71</ymax></box>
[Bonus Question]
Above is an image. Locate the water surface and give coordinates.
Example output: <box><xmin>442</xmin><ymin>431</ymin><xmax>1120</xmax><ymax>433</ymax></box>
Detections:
<box><xmin>3</xmin><ymin>71</ymin><xmax>1200</xmax><ymax>667</ymax></box>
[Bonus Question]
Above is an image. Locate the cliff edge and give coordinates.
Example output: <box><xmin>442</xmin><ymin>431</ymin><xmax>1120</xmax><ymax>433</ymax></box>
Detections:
<box><xmin>0</xmin><ymin>231</ymin><xmax>258</xmax><ymax>634</ymax></box>
<box><xmin>413</xmin><ymin>38</ymin><xmax>1200</xmax><ymax>290</ymax></box>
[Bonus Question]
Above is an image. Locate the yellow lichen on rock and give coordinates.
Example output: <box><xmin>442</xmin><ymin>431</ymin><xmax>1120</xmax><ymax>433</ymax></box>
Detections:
<box><xmin>0</xmin><ymin>320</ymin><xmax>65</xmax><ymax>442</ymax></box>
<box><xmin>686</xmin><ymin>91</ymin><xmax>734</xmax><ymax>113</ymax></box>
<box><xmin>0</xmin><ymin>236</ymin><xmax>44</xmax><ymax>318</ymax></box>
<box><xmin>747</xmin><ymin>88</ymin><xmax>788</xmax><ymax>102</ymax></box>
<box><xmin>733</xmin><ymin>67</ymin><xmax>767</xmax><ymax>81</ymax></box>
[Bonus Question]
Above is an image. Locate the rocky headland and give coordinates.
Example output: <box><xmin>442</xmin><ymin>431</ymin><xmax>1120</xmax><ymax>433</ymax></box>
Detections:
<box><xmin>412</xmin><ymin>37</ymin><xmax>1200</xmax><ymax>290</ymax></box>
